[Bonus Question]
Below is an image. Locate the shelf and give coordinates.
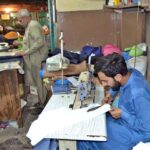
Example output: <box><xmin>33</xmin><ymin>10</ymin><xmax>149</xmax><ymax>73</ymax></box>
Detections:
<box><xmin>104</xmin><ymin>4</ymin><xmax>150</xmax><ymax>12</ymax></box>
<box><xmin>103</xmin><ymin>4</ymin><xmax>145</xmax><ymax>13</ymax></box>
<box><xmin>104</xmin><ymin>4</ymin><xmax>142</xmax><ymax>9</ymax></box>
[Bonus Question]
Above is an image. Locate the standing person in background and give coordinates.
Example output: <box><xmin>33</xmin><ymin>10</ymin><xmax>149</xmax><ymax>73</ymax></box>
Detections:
<box><xmin>13</xmin><ymin>9</ymin><xmax>48</xmax><ymax>108</ymax></box>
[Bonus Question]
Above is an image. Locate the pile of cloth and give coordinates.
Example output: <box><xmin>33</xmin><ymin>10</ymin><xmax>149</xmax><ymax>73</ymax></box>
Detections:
<box><xmin>40</xmin><ymin>43</ymin><xmax>147</xmax><ymax>79</ymax></box>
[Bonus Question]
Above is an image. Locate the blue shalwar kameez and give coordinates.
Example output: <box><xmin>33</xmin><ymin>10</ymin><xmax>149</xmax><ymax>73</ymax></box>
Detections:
<box><xmin>77</xmin><ymin>69</ymin><xmax>150</xmax><ymax>150</ymax></box>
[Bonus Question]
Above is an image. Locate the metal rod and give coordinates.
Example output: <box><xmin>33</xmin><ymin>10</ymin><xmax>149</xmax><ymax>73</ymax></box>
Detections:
<box><xmin>59</xmin><ymin>32</ymin><xmax>64</xmax><ymax>85</ymax></box>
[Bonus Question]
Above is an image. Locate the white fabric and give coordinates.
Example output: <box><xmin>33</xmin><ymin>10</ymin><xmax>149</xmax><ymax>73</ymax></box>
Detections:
<box><xmin>132</xmin><ymin>142</ymin><xmax>150</xmax><ymax>150</ymax></box>
<box><xmin>127</xmin><ymin>56</ymin><xmax>147</xmax><ymax>76</ymax></box>
<box><xmin>0</xmin><ymin>61</ymin><xmax>23</xmax><ymax>73</ymax></box>
<box><xmin>46</xmin><ymin>54</ymin><xmax>70</xmax><ymax>71</ymax></box>
<box><xmin>26</xmin><ymin>104</ymin><xmax>111</xmax><ymax>146</ymax></box>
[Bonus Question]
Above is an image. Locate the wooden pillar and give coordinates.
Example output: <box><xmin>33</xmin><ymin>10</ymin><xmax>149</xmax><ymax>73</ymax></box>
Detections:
<box><xmin>0</xmin><ymin>70</ymin><xmax>23</xmax><ymax>127</ymax></box>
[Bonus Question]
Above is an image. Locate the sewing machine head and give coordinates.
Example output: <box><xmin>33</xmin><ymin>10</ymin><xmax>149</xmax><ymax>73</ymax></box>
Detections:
<box><xmin>77</xmin><ymin>71</ymin><xmax>96</xmax><ymax>107</ymax></box>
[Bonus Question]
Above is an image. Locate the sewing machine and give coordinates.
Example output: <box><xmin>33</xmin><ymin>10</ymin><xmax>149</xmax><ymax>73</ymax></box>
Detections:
<box><xmin>45</xmin><ymin>30</ymin><xmax>97</xmax><ymax>102</ymax></box>
<box><xmin>77</xmin><ymin>71</ymin><xmax>96</xmax><ymax>107</ymax></box>
<box><xmin>27</xmin><ymin>78</ymin><xmax>106</xmax><ymax>150</ymax></box>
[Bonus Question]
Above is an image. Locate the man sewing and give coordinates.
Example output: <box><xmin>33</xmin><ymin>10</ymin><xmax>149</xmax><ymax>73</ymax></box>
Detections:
<box><xmin>77</xmin><ymin>53</ymin><xmax>150</xmax><ymax>150</ymax></box>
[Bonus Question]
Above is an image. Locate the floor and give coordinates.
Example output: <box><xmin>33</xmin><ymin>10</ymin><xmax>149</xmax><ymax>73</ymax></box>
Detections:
<box><xmin>0</xmin><ymin>94</ymin><xmax>44</xmax><ymax>150</ymax></box>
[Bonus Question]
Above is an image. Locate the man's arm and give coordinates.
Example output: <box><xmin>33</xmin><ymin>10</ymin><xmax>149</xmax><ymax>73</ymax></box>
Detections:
<box><xmin>121</xmin><ymin>89</ymin><xmax>150</xmax><ymax>132</ymax></box>
<box><xmin>102</xmin><ymin>88</ymin><xmax>118</xmax><ymax>104</ymax></box>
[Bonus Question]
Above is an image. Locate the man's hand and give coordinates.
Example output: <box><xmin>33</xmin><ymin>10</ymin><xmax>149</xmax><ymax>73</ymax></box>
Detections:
<box><xmin>15</xmin><ymin>50</ymin><xmax>26</xmax><ymax>56</ymax></box>
<box><xmin>102</xmin><ymin>92</ymin><xmax>113</xmax><ymax>105</ymax></box>
<box><xmin>13</xmin><ymin>40</ymin><xmax>20</xmax><ymax>46</ymax></box>
<box><xmin>109</xmin><ymin>107</ymin><xmax>122</xmax><ymax>119</ymax></box>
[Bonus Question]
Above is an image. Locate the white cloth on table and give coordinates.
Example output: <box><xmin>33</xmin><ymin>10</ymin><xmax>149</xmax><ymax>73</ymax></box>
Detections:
<box><xmin>27</xmin><ymin>104</ymin><xmax>111</xmax><ymax>146</ymax></box>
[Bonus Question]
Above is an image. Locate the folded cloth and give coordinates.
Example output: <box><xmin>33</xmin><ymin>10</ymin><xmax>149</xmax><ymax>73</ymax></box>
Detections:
<box><xmin>46</xmin><ymin>54</ymin><xmax>70</xmax><ymax>71</ymax></box>
<box><xmin>102</xmin><ymin>44</ymin><xmax>121</xmax><ymax>56</ymax></box>
<box><xmin>49</xmin><ymin>48</ymin><xmax>81</xmax><ymax>64</ymax></box>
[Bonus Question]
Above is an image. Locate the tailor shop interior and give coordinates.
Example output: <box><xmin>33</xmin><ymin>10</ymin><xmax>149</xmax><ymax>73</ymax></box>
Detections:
<box><xmin>0</xmin><ymin>0</ymin><xmax>150</xmax><ymax>150</ymax></box>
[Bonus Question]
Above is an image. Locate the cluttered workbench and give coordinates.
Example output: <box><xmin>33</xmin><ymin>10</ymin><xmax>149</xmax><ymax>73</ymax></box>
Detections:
<box><xmin>0</xmin><ymin>43</ymin><xmax>23</xmax><ymax>127</ymax></box>
<box><xmin>27</xmin><ymin>32</ymin><xmax>111</xmax><ymax>149</ymax></box>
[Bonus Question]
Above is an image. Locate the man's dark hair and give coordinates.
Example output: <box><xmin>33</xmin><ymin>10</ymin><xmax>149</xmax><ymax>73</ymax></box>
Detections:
<box><xmin>94</xmin><ymin>53</ymin><xmax>128</xmax><ymax>78</ymax></box>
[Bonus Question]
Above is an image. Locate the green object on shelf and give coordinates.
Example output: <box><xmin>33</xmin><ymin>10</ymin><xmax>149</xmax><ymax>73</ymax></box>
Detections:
<box><xmin>124</xmin><ymin>45</ymin><xmax>143</xmax><ymax>57</ymax></box>
<box><xmin>129</xmin><ymin>48</ymin><xmax>143</xmax><ymax>57</ymax></box>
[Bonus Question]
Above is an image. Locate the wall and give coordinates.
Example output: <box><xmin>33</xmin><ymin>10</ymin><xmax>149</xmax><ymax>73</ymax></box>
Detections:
<box><xmin>56</xmin><ymin>8</ymin><xmax>145</xmax><ymax>51</ymax></box>
<box><xmin>57</xmin><ymin>10</ymin><xmax>116</xmax><ymax>50</ymax></box>
<box><xmin>56</xmin><ymin>0</ymin><xmax>105</xmax><ymax>12</ymax></box>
